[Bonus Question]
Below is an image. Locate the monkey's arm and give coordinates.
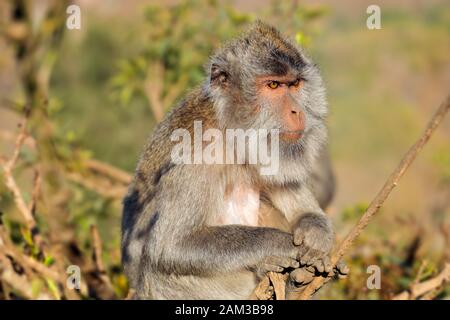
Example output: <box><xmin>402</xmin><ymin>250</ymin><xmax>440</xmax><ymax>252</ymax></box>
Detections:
<box><xmin>161</xmin><ymin>225</ymin><xmax>300</xmax><ymax>276</ymax></box>
<box><xmin>268</xmin><ymin>185</ymin><xmax>334</xmax><ymax>273</ymax></box>
<box><xmin>143</xmin><ymin>165</ymin><xmax>299</xmax><ymax>277</ymax></box>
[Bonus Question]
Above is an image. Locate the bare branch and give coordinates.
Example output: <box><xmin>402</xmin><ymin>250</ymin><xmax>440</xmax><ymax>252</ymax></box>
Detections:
<box><xmin>90</xmin><ymin>225</ymin><xmax>117</xmax><ymax>298</ymax></box>
<box><xmin>250</xmin><ymin>274</ymin><xmax>272</xmax><ymax>300</ymax></box>
<box><xmin>28</xmin><ymin>168</ymin><xmax>42</xmax><ymax>216</ymax></box>
<box><xmin>84</xmin><ymin>159</ymin><xmax>132</xmax><ymax>185</ymax></box>
<box><xmin>90</xmin><ymin>225</ymin><xmax>107</xmax><ymax>275</ymax></box>
<box><xmin>144</xmin><ymin>62</ymin><xmax>165</xmax><ymax>122</ymax></box>
<box><xmin>66</xmin><ymin>171</ymin><xmax>127</xmax><ymax>199</ymax></box>
<box><xmin>393</xmin><ymin>263</ymin><xmax>450</xmax><ymax>300</ymax></box>
<box><xmin>252</xmin><ymin>95</ymin><xmax>450</xmax><ymax>300</ymax></box>
<box><xmin>125</xmin><ymin>288</ymin><xmax>136</xmax><ymax>300</ymax></box>
<box><xmin>0</xmin><ymin>117</ymin><xmax>45</xmax><ymax>251</ymax></box>
<box><xmin>296</xmin><ymin>95</ymin><xmax>450</xmax><ymax>299</ymax></box>
<box><xmin>0</xmin><ymin>128</ymin><xmax>132</xmax><ymax>188</ymax></box>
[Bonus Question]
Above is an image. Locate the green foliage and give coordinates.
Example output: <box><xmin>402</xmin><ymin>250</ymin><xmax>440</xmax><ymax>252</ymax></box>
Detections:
<box><xmin>111</xmin><ymin>0</ymin><xmax>253</xmax><ymax>110</ymax></box>
<box><xmin>433</xmin><ymin>146</ymin><xmax>450</xmax><ymax>184</ymax></box>
<box><xmin>341</xmin><ymin>202</ymin><xmax>369</xmax><ymax>222</ymax></box>
<box><xmin>2</xmin><ymin>0</ymin><xmax>448</xmax><ymax>300</ymax></box>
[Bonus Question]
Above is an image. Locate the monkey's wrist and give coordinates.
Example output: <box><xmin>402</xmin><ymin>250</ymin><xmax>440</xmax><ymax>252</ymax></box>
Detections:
<box><xmin>295</xmin><ymin>212</ymin><xmax>331</xmax><ymax>230</ymax></box>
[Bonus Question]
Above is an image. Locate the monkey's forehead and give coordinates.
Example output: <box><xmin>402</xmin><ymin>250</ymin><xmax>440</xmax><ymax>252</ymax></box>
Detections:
<box><xmin>212</xmin><ymin>23</ymin><xmax>308</xmax><ymax>76</ymax></box>
<box><xmin>213</xmin><ymin>44</ymin><xmax>307</xmax><ymax>78</ymax></box>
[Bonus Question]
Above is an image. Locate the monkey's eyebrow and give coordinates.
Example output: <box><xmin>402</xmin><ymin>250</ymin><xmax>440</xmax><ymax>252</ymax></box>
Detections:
<box><xmin>287</xmin><ymin>78</ymin><xmax>301</xmax><ymax>86</ymax></box>
<box><xmin>258</xmin><ymin>75</ymin><xmax>297</xmax><ymax>83</ymax></box>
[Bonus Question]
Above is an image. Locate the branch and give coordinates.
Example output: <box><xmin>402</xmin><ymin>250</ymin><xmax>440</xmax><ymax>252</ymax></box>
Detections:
<box><xmin>0</xmin><ymin>117</ymin><xmax>44</xmax><ymax>251</ymax></box>
<box><xmin>66</xmin><ymin>171</ymin><xmax>127</xmax><ymax>199</ymax></box>
<box><xmin>0</xmin><ymin>127</ymin><xmax>132</xmax><ymax>192</ymax></box>
<box><xmin>84</xmin><ymin>159</ymin><xmax>132</xmax><ymax>185</ymax></box>
<box><xmin>0</xmin><ymin>117</ymin><xmax>82</xmax><ymax>300</ymax></box>
<box><xmin>90</xmin><ymin>225</ymin><xmax>117</xmax><ymax>299</ymax></box>
<box><xmin>392</xmin><ymin>263</ymin><xmax>450</xmax><ymax>300</ymax></box>
<box><xmin>0</xmin><ymin>257</ymin><xmax>51</xmax><ymax>300</ymax></box>
<box><xmin>296</xmin><ymin>95</ymin><xmax>450</xmax><ymax>299</ymax></box>
<box><xmin>252</xmin><ymin>95</ymin><xmax>450</xmax><ymax>300</ymax></box>
<box><xmin>144</xmin><ymin>62</ymin><xmax>165</xmax><ymax>122</ymax></box>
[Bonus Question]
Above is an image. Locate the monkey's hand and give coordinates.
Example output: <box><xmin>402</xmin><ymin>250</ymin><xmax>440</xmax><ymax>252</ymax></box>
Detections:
<box><xmin>292</xmin><ymin>212</ymin><xmax>334</xmax><ymax>273</ymax></box>
<box><xmin>255</xmin><ymin>255</ymin><xmax>300</xmax><ymax>279</ymax></box>
<box><xmin>290</xmin><ymin>260</ymin><xmax>349</xmax><ymax>286</ymax></box>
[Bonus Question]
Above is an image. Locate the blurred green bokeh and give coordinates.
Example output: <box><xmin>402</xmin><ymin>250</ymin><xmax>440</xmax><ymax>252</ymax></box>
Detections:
<box><xmin>1</xmin><ymin>0</ymin><xmax>449</xmax><ymax>299</ymax></box>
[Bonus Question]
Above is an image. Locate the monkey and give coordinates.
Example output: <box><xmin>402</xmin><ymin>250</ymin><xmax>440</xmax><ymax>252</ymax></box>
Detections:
<box><xmin>121</xmin><ymin>21</ymin><xmax>346</xmax><ymax>300</ymax></box>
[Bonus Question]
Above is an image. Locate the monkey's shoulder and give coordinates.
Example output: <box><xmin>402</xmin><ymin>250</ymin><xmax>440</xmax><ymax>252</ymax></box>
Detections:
<box><xmin>163</xmin><ymin>88</ymin><xmax>217</xmax><ymax>133</ymax></box>
<box><xmin>134</xmin><ymin>88</ymin><xmax>217</xmax><ymax>184</ymax></box>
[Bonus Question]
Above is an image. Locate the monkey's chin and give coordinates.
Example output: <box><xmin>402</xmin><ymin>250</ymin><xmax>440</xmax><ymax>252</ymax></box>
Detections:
<box><xmin>280</xmin><ymin>130</ymin><xmax>303</xmax><ymax>142</ymax></box>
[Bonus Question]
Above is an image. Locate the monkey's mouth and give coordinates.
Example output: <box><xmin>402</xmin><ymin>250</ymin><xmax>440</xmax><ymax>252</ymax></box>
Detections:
<box><xmin>280</xmin><ymin>130</ymin><xmax>304</xmax><ymax>141</ymax></box>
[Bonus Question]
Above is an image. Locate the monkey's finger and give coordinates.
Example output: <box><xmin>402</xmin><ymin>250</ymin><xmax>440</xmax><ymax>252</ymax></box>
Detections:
<box><xmin>322</xmin><ymin>256</ymin><xmax>333</xmax><ymax>274</ymax></box>
<box><xmin>300</xmin><ymin>248</ymin><xmax>320</xmax><ymax>266</ymax></box>
<box><xmin>263</xmin><ymin>265</ymin><xmax>284</xmax><ymax>273</ymax></box>
<box><xmin>296</xmin><ymin>246</ymin><xmax>310</xmax><ymax>262</ymax></box>
<box><xmin>334</xmin><ymin>261</ymin><xmax>349</xmax><ymax>278</ymax></box>
<box><xmin>266</xmin><ymin>256</ymin><xmax>299</xmax><ymax>269</ymax></box>
<box><xmin>299</xmin><ymin>248</ymin><xmax>311</xmax><ymax>265</ymax></box>
<box><xmin>305</xmin><ymin>266</ymin><xmax>316</xmax><ymax>274</ymax></box>
<box><xmin>337</xmin><ymin>273</ymin><xmax>348</xmax><ymax>279</ymax></box>
<box><xmin>308</xmin><ymin>256</ymin><xmax>322</xmax><ymax>271</ymax></box>
<box><xmin>314</xmin><ymin>258</ymin><xmax>325</xmax><ymax>273</ymax></box>
<box><xmin>290</xmin><ymin>268</ymin><xmax>314</xmax><ymax>285</ymax></box>
<box><xmin>293</xmin><ymin>233</ymin><xmax>304</xmax><ymax>246</ymax></box>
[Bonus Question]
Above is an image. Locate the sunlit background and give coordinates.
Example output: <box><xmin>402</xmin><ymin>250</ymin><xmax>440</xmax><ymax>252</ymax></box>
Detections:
<box><xmin>0</xmin><ymin>0</ymin><xmax>449</xmax><ymax>299</ymax></box>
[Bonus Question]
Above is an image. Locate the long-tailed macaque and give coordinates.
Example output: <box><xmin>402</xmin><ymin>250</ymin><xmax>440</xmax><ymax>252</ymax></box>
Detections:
<box><xmin>122</xmin><ymin>21</ymin><xmax>346</xmax><ymax>299</ymax></box>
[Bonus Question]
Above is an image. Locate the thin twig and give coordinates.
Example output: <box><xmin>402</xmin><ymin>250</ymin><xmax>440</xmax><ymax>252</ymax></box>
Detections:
<box><xmin>413</xmin><ymin>260</ymin><xmax>428</xmax><ymax>286</ymax></box>
<box><xmin>296</xmin><ymin>95</ymin><xmax>450</xmax><ymax>299</ymax></box>
<box><xmin>0</xmin><ymin>128</ymin><xmax>131</xmax><ymax>190</ymax></box>
<box><xmin>0</xmin><ymin>117</ymin><xmax>82</xmax><ymax>300</ymax></box>
<box><xmin>250</xmin><ymin>275</ymin><xmax>272</xmax><ymax>300</ymax></box>
<box><xmin>268</xmin><ymin>272</ymin><xmax>287</xmax><ymax>300</ymax></box>
<box><xmin>90</xmin><ymin>225</ymin><xmax>116</xmax><ymax>298</ymax></box>
<box><xmin>84</xmin><ymin>159</ymin><xmax>132</xmax><ymax>185</ymax></box>
<box><xmin>125</xmin><ymin>288</ymin><xmax>136</xmax><ymax>300</ymax></box>
<box><xmin>392</xmin><ymin>263</ymin><xmax>450</xmax><ymax>300</ymax></box>
<box><xmin>67</xmin><ymin>171</ymin><xmax>127</xmax><ymax>199</ymax></box>
<box><xmin>28</xmin><ymin>168</ymin><xmax>42</xmax><ymax>216</ymax></box>
<box><xmin>90</xmin><ymin>225</ymin><xmax>107</xmax><ymax>274</ymax></box>
<box><xmin>0</xmin><ymin>118</ymin><xmax>44</xmax><ymax>251</ymax></box>
<box><xmin>252</xmin><ymin>95</ymin><xmax>450</xmax><ymax>300</ymax></box>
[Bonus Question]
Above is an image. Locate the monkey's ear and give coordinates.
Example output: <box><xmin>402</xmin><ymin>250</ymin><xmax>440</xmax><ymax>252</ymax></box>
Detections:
<box><xmin>210</xmin><ymin>63</ymin><xmax>228</xmax><ymax>88</ymax></box>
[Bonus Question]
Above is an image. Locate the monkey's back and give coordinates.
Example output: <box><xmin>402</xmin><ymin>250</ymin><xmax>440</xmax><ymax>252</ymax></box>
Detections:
<box><xmin>121</xmin><ymin>87</ymin><xmax>218</xmax><ymax>291</ymax></box>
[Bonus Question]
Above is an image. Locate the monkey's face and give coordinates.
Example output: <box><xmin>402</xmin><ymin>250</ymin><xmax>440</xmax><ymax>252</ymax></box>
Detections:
<box><xmin>249</xmin><ymin>63</ymin><xmax>328</xmax><ymax>183</ymax></box>
<box><xmin>208</xmin><ymin>22</ymin><xmax>328</xmax><ymax>181</ymax></box>
<box><xmin>255</xmin><ymin>74</ymin><xmax>306</xmax><ymax>142</ymax></box>
<box><xmin>253</xmin><ymin>60</ymin><xmax>328</xmax><ymax>150</ymax></box>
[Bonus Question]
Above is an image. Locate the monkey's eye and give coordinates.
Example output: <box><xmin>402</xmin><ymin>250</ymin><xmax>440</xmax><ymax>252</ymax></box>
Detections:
<box><xmin>290</xmin><ymin>79</ymin><xmax>301</xmax><ymax>88</ymax></box>
<box><xmin>268</xmin><ymin>81</ymin><xmax>280</xmax><ymax>89</ymax></box>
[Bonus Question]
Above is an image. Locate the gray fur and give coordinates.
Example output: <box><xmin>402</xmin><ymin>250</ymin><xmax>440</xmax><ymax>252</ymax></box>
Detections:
<box><xmin>122</xmin><ymin>21</ymin><xmax>336</xmax><ymax>300</ymax></box>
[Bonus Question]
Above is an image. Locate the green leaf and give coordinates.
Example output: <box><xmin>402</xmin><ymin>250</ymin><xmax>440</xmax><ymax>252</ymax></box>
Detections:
<box><xmin>44</xmin><ymin>255</ymin><xmax>55</xmax><ymax>267</ymax></box>
<box><xmin>46</xmin><ymin>279</ymin><xmax>62</xmax><ymax>300</ymax></box>
<box><xmin>31</xmin><ymin>278</ymin><xmax>45</xmax><ymax>298</ymax></box>
<box><xmin>21</xmin><ymin>227</ymin><xmax>34</xmax><ymax>247</ymax></box>
<box><xmin>295</xmin><ymin>32</ymin><xmax>311</xmax><ymax>47</ymax></box>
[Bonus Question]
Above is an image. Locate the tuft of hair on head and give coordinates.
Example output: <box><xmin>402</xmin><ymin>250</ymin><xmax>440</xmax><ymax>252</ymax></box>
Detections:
<box><xmin>207</xmin><ymin>20</ymin><xmax>308</xmax><ymax>93</ymax></box>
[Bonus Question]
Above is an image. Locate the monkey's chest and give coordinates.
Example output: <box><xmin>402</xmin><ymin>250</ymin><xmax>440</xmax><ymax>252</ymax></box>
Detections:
<box><xmin>211</xmin><ymin>183</ymin><xmax>291</xmax><ymax>231</ymax></box>
<box><xmin>216</xmin><ymin>184</ymin><xmax>261</xmax><ymax>226</ymax></box>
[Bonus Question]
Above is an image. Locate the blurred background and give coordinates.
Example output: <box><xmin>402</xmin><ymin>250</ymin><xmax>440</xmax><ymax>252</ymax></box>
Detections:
<box><xmin>0</xmin><ymin>0</ymin><xmax>449</xmax><ymax>299</ymax></box>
